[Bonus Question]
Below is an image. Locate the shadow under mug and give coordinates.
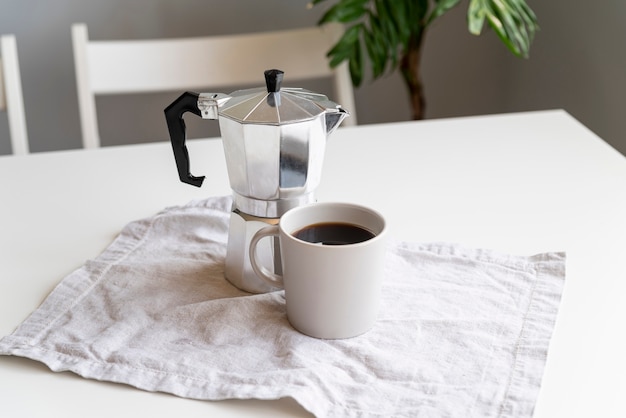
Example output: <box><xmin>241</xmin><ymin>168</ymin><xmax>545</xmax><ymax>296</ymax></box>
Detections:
<box><xmin>249</xmin><ymin>202</ymin><xmax>387</xmax><ymax>339</ymax></box>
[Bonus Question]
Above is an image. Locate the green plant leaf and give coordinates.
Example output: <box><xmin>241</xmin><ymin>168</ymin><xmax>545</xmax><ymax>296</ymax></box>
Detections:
<box><xmin>467</xmin><ymin>0</ymin><xmax>487</xmax><ymax>34</ymax></box>
<box><xmin>428</xmin><ymin>0</ymin><xmax>462</xmax><ymax>24</ymax></box>
<box><xmin>467</xmin><ymin>0</ymin><xmax>538</xmax><ymax>58</ymax></box>
<box><xmin>363</xmin><ymin>23</ymin><xmax>387</xmax><ymax>77</ymax></box>
<box><xmin>375</xmin><ymin>0</ymin><xmax>400</xmax><ymax>66</ymax></box>
<box><xmin>386</xmin><ymin>0</ymin><xmax>412</xmax><ymax>45</ymax></box>
<box><xmin>318</xmin><ymin>0</ymin><xmax>369</xmax><ymax>24</ymax></box>
<box><xmin>327</xmin><ymin>23</ymin><xmax>361</xmax><ymax>67</ymax></box>
<box><xmin>518</xmin><ymin>0</ymin><xmax>538</xmax><ymax>26</ymax></box>
<box><xmin>349</xmin><ymin>37</ymin><xmax>364</xmax><ymax>86</ymax></box>
<box><xmin>494</xmin><ymin>1</ymin><xmax>529</xmax><ymax>52</ymax></box>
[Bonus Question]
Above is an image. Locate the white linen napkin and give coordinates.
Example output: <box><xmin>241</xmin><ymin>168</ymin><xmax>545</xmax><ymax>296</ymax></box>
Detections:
<box><xmin>0</xmin><ymin>196</ymin><xmax>565</xmax><ymax>417</ymax></box>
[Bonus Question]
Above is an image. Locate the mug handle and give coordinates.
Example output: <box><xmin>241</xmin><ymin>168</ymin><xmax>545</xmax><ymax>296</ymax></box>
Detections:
<box><xmin>249</xmin><ymin>225</ymin><xmax>284</xmax><ymax>288</ymax></box>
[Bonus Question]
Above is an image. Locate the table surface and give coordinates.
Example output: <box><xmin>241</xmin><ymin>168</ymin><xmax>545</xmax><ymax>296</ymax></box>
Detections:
<box><xmin>1</xmin><ymin>110</ymin><xmax>625</xmax><ymax>417</ymax></box>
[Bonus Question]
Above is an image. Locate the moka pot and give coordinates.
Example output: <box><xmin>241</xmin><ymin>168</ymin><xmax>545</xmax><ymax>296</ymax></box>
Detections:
<box><xmin>164</xmin><ymin>69</ymin><xmax>349</xmax><ymax>293</ymax></box>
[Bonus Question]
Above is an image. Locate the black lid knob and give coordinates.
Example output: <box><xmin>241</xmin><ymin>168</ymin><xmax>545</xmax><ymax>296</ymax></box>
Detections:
<box><xmin>264</xmin><ymin>69</ymin><xmax>284</xmax><ymax>93</ymax></box>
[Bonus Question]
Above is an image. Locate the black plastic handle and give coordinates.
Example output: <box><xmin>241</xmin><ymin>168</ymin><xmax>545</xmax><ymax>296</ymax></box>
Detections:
<box><xmin>164</xmin><ymin>92</ymin><xmax>205</xmax><ymax>187</ymax></box>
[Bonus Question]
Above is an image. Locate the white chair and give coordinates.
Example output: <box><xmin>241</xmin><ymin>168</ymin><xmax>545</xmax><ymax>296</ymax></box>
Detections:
<box><xmin>72</xmin><ymin>23</ymin><xmax>357</xmax><ymax>149</ymax></box>
<box><xmin>0</xmin><ymin>34</ymin><xmax>29</xmax><ymax>155</ymax></box>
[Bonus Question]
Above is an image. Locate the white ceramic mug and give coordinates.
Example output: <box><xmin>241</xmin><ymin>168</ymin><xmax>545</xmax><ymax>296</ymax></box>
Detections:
<box><xmin>249</xmin><ymin>202</ymin><xmax>387</xmax><ymax>339</ymax></box>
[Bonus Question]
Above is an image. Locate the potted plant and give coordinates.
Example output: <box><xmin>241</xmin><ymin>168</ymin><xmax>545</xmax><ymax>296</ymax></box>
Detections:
<box><xmin>310</xmin><ymin>0</ymin><xmax>538</xmax><ymax>120</ymax></box>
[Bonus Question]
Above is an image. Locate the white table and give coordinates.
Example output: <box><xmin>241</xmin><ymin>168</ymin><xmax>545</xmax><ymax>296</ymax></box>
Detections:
<box><xmin>1</xmin><ymin>110</ymin><xmax>625</xmax><ymax>417</ymax></box>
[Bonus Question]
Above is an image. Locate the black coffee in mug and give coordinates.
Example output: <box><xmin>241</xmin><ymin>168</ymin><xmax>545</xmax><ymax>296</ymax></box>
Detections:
<box><xmin>293</xmin><ymin>222</ymin><xmax>375</xmax><ymax>245</ymax></box>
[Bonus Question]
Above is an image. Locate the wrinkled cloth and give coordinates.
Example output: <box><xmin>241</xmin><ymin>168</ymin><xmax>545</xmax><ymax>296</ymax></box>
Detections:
<box><xmin>0</xmin><ymin>196</ymin><xmax>565</xmax><ymax>417</ymax></box>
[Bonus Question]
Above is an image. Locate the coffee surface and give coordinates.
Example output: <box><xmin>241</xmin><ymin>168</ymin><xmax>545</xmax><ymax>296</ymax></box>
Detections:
<box><xmin>292</xmin><ymin>222</ymin><xmax>375</xmax><ymax>245</ymax></box>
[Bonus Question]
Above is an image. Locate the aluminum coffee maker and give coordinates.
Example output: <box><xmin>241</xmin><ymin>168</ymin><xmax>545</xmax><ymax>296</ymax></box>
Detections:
<box><xmin>164</xmin><ymin>69</ymin><xmax>349</xmax><ymax>293</ymax></box>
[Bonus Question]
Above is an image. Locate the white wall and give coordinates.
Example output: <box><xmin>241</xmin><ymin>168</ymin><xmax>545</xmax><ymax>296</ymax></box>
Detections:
<box><xmin>1</xmin><ymin>0</ymin><xmax>625</xmax><ymax>156</ymax></box>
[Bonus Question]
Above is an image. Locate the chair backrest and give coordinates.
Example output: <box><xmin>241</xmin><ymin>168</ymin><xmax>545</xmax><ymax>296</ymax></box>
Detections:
<box><xmin>0</xmin><ymin>34</ymin><xmax>29</xmax><ymax>155</ymax></box>
<box><xmin>72</xmin><ymin>23</ymin><xmax>357</xmax><ymax>149</ymax></box>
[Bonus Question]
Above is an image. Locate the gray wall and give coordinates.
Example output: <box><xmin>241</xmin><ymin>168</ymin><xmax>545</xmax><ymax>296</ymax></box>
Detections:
<box><xmin>1</xmin><ymin>1</ymin><xmax>625</xmax><ymax>156</ymax></box>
